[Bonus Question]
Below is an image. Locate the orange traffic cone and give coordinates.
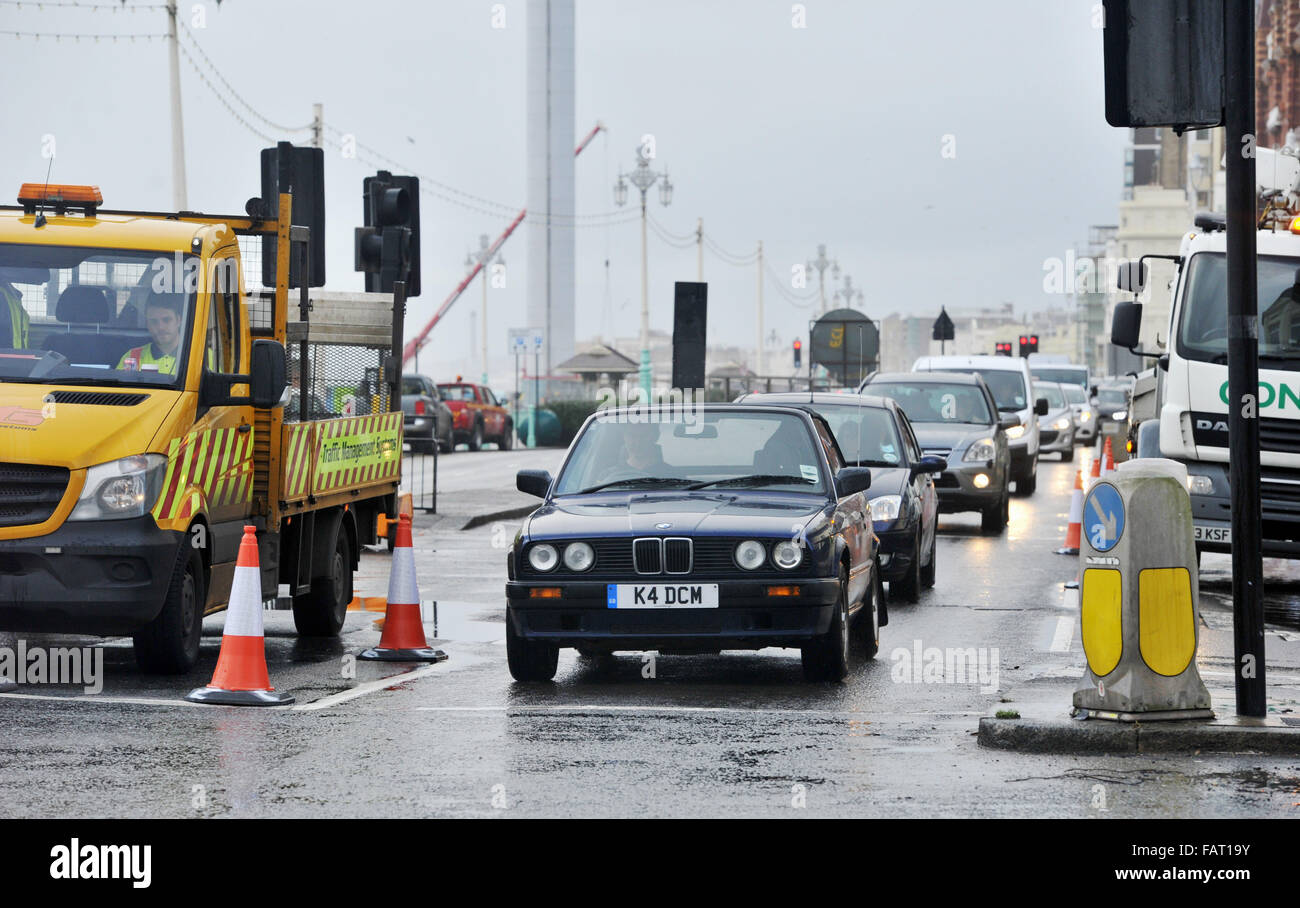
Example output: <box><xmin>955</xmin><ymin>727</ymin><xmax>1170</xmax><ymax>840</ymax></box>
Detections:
<box><xmin>1102</xmin><ymin>436</ymin><xmax>1116</xmax><ymax>475</ymax></box>
<box><xmin>1056</xmin><ymin>469</ymin><xmax>1084</xmax><ymax>555</ymax></box>
<box><xmin>1087</xmin><ymin>438</ymin><xmax>1102</xmax><ymax>485</ymax></box>
<box><xmin>359</xmin><ymin>514</ymin><xmax>447</xmax><ymax>663</ymax></box>
<box><xmin>186</xmin><ymin>527</ymin><xmax>294</xmax><ymax>706</ymax></box>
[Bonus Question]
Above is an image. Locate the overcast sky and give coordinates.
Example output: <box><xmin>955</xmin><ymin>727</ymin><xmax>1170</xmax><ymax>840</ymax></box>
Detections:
<box><xmin>1</xmin><ymin>0</ymin><xmax>1126</xmax><ymax>384</ymax></box>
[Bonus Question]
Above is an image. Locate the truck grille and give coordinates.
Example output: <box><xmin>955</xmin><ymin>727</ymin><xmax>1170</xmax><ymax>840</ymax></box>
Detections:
<box><xmin>0</xmin><ymin>463</ymin><xmax>69</xmax><ymax>527</ymax></box>
<box><xmin>1191</xmin><ymin>412</ymin><xmax>1300</xmax><ymax>455</ymax></box>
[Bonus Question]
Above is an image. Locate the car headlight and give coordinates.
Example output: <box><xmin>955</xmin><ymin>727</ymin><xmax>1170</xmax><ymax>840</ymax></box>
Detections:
<box><xmin>1113</xmin><ymin>410</ymin><xmax>1128</xmax><ymax>421</ymax></box>
<box><xmin>1186</xmin><ymin>474</ymin><xmax>1215</xmax><ymax>496</ymax></box>
<box><xmin>869</xmin><ymin>494</ymin><xmax>902</xmax><ymax>524</ymax></box>
<box><xmin>1005</xmin><ymin>425</ymin><xmax>1026</xmax><ymax>440</ymax></box>
<box><xmin>562</xmin><ymin>541</ymin><xmax>595</xmax><ymax>572</ymax></box>
<box><xmin>964</xmin><ymin>438</ymin><xmax>995</xmax><ymax>461</ymax></box>
<box><xmin>68</xmin><ymin>454</ymin><xmax>168</xmax><ymax>521</ymax></box>
<box><xmin>528</xmin><ymin>543</ymin><xmax>559</xmax><ymax>572</ymax></box>
<box><xmin>1080</xmin><ymin>409</ymin><xmax>1093</xmax><ymax>421</ymax></box>
<box><xmin>772</xmin><ymin>540</ymin><xmax>803</xmax><ymax>569</ymax></box>
<box><xmin>1052</xmin><ymin>417</ymin><xmax>1071</xmax><ymax>431</ymax></box>
<box><xmin>735</xmin><ymin>539</ymin><xmax>766</xmax><ymax>570</ymax></box>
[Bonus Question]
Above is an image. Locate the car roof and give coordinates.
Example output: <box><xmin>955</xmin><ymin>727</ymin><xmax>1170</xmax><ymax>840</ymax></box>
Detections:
<box><xmin>735</xmin><ymin>391</ymin><xmax>895</xmax><ymax>411</ymax></box>
<box><xmin>914</xmin><ymin>354</ymin><xmax>1029</xmax><ymax>372</ymax></box>
<box><xmin>867</xmin><ymin>371</ymin><xmax>983</xmax><ymax>386</ymax></box>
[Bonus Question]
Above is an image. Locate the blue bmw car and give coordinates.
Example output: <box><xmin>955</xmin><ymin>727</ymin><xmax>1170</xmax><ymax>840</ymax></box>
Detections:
<box><xmin>506</xmin><ymin>404</ymin><xmax>884</xmax><ymax>682</ymax></box>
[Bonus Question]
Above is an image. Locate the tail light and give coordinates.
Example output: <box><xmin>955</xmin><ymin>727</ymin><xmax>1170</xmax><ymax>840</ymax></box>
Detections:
<box><xmin>415</xmin><ymin>400</ymin><xmax>426</xmax><ymax>416</ymax></box>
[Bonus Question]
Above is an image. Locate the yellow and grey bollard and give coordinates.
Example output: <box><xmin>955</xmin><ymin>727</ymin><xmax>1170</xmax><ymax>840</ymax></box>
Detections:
<box><xmin>1073</xmin><ymin>458</ymin><xmax>1212</xmax><ymax>721</ymax></box>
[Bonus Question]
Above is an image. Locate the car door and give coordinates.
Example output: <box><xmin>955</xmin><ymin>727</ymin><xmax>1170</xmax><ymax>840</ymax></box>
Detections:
<box><xmin>813</xmin><ymin>416</ymin><xmax>871</xmax><ymax>608</ymax></box>
<box><xmin>898</xmin><ymin>410</ymin><xmax>936</xmax><ymax>554</ymax></box>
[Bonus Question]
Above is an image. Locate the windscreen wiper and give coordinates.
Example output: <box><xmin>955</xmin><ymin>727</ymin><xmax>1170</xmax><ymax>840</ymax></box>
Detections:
<box><xmin>577</xmin><ymin>476</ymin><xmax>692</xmax><ymax>494</ymax></box>
<box><xmin>687</xmin><ymin>474</ymin><xmax>816</xmax><ymax>489</ymax></box>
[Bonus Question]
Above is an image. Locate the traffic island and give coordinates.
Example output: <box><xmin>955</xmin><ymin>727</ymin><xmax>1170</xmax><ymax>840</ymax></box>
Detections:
<box><xmin>978</xmin><ymin>712</ymin><xmax>1300</xmax><ymax>755</ymax></box>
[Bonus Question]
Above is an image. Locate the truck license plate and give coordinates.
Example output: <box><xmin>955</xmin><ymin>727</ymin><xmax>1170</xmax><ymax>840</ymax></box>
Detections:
<box><xmin>1194</xmin><ymin>525</ymin><xmax>1231</xmax><ymax>543</ymax></box>
<box><xmin>608</xmin><ymin>584</ymin><xmax>719</xmax><ymax>609</ymax></box>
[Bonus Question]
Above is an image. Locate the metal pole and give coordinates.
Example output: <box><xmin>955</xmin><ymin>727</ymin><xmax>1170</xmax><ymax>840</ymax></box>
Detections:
<box><xmin>756</xmin><ymin>240</ymin><xmax>764</xmax><ymax>381</ymax></box>
<box><xmin>311</xmin><ymin>102</ymin><xmax>323</xmax><ymax>149</ymax></box>
<box><xmin>166</xmin><ymin>0</ymin><xmax>187</xmax><ymax>210</ymax></box>
<box><xmin>697</xmin><ymin>217</ymin><xmax>704</xmax><ymax>282</ymax></box>
<box><xmin>639</xmin><ymin>193</ymin><xmax>651</xmax><ymax>398</ymax></box>
<box><xmin>1224</xmin><ymin>0</ymin><xmax>1266</xmax><ymax>717</ymax></box>
<box><xmin>514</xmin><ymin>352</ymin><xmax>520</xmax><ymax>448</ymax></box>
<box><xmin>530</xmin><ymin>349</ymin><xmax>539</xmax><ymax>447</ymax></box>
<box><xmin>481</xmin><ymin>266</ymin><xmax>489</xmax><ymax>386</ymax></box>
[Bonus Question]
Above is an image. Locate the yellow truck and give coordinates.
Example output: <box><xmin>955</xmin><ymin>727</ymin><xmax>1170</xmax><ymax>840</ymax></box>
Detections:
<box><xmin>0</xmin><ymin>178</ymin><xmax>405</xmax><ymax>672</ymax></box>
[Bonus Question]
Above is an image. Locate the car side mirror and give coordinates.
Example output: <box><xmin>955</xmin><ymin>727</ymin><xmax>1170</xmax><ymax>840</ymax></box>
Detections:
<box><xmin>911</xmin><ymin>455</ymin><xmax>947</xmax><ymax>477</ymax></box>
<box><xmin>1035</xmin><ymin>397</ymin><xmax>1049</xmax><ymax>417</ymax></box>
<box><xmin>517</xmin><ymin>469</ymin><xmax>553</xmax><ymax>498</ymax></box>
<box><xmin>1111</xmin><ymin>300</ymin><xmax>1143</xmax><ymax>350</ymax></box>
<box><xmin>998</xmin><ymin>414</ymin><xmax>1021</xmax><ymax>430</ymax></box>
<box><xmin>835</xmin><ymin>466</ymin><xmax>872</xmax><ymax>497</ymax></box>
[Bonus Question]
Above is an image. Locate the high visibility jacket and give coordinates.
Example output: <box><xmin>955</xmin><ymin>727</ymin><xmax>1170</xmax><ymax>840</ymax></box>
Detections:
<box><xmin>1</xmin><ymin>285</ymin><xmax>29</xmax><ymax>349</ymax></box>
<box><xmin>117</xmin><ymin>343</ymin><xmax>179</xmax><ymax>375</ymax></box>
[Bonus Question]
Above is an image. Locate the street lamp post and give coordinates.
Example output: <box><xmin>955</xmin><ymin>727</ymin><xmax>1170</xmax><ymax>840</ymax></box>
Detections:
<box><xmin>466</xmin><ymin>234</ymin><xmax>504</xmax><ymax>387</ymax></box>
<box><xmin>834</xmin><ymin>273</ymin><xmax>864</xmax><ymax>310</ymax></box>
<box><xmin>806</xmin><ymin>244</ymin><xmax>839</xmax><ymax>316</ymax></box>
<box><xmin>615</xmin><ymin>145</ymin><xmax>673</xmax><ymax>398</ymax></box>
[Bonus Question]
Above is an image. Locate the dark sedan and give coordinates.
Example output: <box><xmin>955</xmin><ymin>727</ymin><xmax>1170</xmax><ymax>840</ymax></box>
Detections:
<box><xmin>861</xmin><ymin>372</ymin><xmax>1014</xmax><ymax>534</ymax></box>
<box><xmin>736</xmin><ymin>392</ymin><xmax>944</xmax><ymax>603</ymax></box>
<box><xmin>506</xmin><ymin>405</ymin><xmax>884</xmax><ymax>682</ymax></box>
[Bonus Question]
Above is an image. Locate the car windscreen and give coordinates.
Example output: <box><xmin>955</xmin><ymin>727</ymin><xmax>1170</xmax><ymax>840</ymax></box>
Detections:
<box><xmin>1036</xmin><ymin>382</ymin><xmax>1065</xmax><ymax>409</ymax></box>
<box><xmin>805</xmin><ymin>402</ymin><xmax>905</xmax><ymax>466</ymax></box>
<box><xmin>0</xmin><ymin>244</ymin><xmax>198</xmax><ymax>388</ymax></box>
<box><xmin>1097</xmin><ymin>388</ymin><xmax>1127</xmax><ymax>407</ymax></box>
<box><xmin>554</xmin><ymin>411</ymin><xmax>825</xmax><ymax>495</ymax></box>
<box><xmin>1064</xmin><ymin>384</ymin><xmax>1087</xmax><ymax>404</ymax></box>
<box><xmin>1031</xmin><ymin>367</ymin><xmax>1087</xmax><ymax>387</ymax></box>
<box><xmin>437</xmin><ymin>384</ymin><xmax>476</xmax><ymax>401</ymax></box>
<box><xmin>401</xmin><ymin>378</ymin><xmax>426</xmax><ymax>396</ymax></box>
<box><xmin>1179</xmin><ymin>252</ymin><xmax>1300</xmax><ymax>368</ymax></box>
<box><xmin>931</xmin><ymin>368</ymin><xmax>1026</xmax><ymax>411</ymax></box>
<box><xmin>866</xmin><ymin>381</ymin><xmax>992</xmax><ymax>425</ymax></box>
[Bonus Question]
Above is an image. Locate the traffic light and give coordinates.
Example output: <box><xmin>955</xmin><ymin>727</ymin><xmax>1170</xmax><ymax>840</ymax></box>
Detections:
<box><xmin>994</xmin><ymin>341</ymin><xmax>1013</xmax><ymax>356</ymax></box>
<box><xmin>1018</xmin><ymin>335</ymin><xmax>1030</xmax><ymax>357</ymax></box>
<box><xmin>793</xmin><ymin>339</ymin><xmax>802</xmax><ymax>369</ymax></box>
<box><xmin>1029</xmin><ymin>334</ymin><xmax>1039</xmax><ymax>354</ymax></box>
<box><xmin>355</xmin><ymin>171</ymin><xmax>422</xmax><ymax>296</ymax></box>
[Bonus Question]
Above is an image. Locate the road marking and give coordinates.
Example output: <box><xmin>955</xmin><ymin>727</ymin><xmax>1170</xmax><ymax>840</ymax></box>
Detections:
<box><xmin>1049</xmin><ymin>616</ymin><xmax>1075</xmax><ymax>652</ymax></box>
<box><xmin>0</xmin><ymin>691</ymin><xmax>211</xmax><ymax>708</ymax></box>
<box><xmin>293</xmin><ymin>662</ymin><xmax>452</xmax><ymax>711</ymax></box>
<box><xmin>413</xmin><ymin>704</ymin><xmax>993</xmax><ymax>716</ymax></box>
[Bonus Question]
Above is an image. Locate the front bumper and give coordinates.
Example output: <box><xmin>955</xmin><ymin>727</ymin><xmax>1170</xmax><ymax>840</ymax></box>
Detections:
<box><xmin>1039</xmin><ymin>426</ymin><xmax>1074</xmax><ymax>454</ymax></box>
<box><xmin>875</xmin><ymin>524</ymin><xmax>918</xmax><ymax>581</ymax></box>
<box><xmin>934</xmin><ymin>462</ymin><xmax>1004</xmax><ymax>513</ymax></box>
<box><xmin>505</xmin><ymin>577</ymin><xmax>840</xmax><ymax>649</ymax></box>
<box><xmin>0</xmin><ymin>516</ymin><xmax>183</xmax><ymax>634</ymax></box>
<box><xmin>1184</xmin><ymin>462</ymin><xmax>1300</xmax><ymax>557</ymax></box>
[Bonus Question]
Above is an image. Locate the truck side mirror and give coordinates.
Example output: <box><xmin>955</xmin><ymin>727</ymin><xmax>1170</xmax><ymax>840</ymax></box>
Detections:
<box><xmin>1117</xmin><ymin>260</ymin><xmax>1147</xmax><ymax>293</ymax></box>
<box><xmin>249</xmin><ymin>339</ymin><xmax>287</xmax><ymax>408</ymax></box>
<box><xmin>1111</xmin><ymin>300</ymin><xmax>1143</xmax><ymax>350</ymax></box>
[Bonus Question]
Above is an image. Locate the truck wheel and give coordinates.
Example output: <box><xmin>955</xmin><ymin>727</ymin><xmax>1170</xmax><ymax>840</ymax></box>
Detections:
<box><xmin>499</xmin><ymin>421</ymin><xmax>514</xmax><ymax>450</ymax></box>
<box><xmin>293</xmin><ymin>524</ymin><xmax>351</xmax><ymax>636</ymax></box>
<box><xmin>133</xmin><ymin>543</ymin><xmax>205</xmax><ymax>674</ymax></box>
<box><xmin>802</xmin><ymin>566</ymin><xmax>850</xmax><ymax>681</ymax></box>
<box><xmin>506</xmin><ymin>608</ymin><xmax>559</xmax><ymax>681</ymax></box>
<box><xmin>469</xmin><ymin>421</ymin><xmax>484</xmax><ymax>452</ymax></box>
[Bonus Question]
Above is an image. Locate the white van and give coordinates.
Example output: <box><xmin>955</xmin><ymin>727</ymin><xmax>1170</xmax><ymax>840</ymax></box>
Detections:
<box><xmin>909</xmin><ymin>355</ymin><xmax>1048</xmax><ymax>495</ymax></box>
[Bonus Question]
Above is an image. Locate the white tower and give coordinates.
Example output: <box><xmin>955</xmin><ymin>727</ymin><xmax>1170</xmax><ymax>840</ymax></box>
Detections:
<box><xmin>525</xmin><ymin>0</ymin><xmax>576</xmax><ymax>390</ymax></box>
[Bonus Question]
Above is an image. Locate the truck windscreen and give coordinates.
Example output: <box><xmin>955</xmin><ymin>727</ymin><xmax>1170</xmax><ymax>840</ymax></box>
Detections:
<box><xmin>1179</xmin><ymin>252</ymin><xmax>1300</xmax><ymax>368</ymax></box>
<box><xmin>0</xmin><ymin>244</ymin><xmax>197</xmax><ymax>387</ymax></box>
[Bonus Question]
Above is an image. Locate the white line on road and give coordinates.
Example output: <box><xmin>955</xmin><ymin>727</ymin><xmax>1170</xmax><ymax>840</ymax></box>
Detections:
<box><xmin>0</xmin><ymin>691</ymin><xmax>212</xmax><ymax>708</ymax></box>
<box><xmin>414</xmin><ymin>704</ymin><xmax>994</xmax><ymax>716</ymax></box>
<box><xmin>1049</xmin><ymin>617</ymin><xmax>1075</xmax><ymax>653</ymax></box>
<box><xmin>293</xmin><ymin>662</ymin><xmax>453</xmax><ymax>711</ymax></box>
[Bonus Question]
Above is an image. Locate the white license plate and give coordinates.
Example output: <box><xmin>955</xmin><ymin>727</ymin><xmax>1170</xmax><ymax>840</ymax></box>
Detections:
<box><xmin>1194</xmin><ymin>525</ymin><xmax>1231</xmax><ymax>543</ymax></box>
<box><xmin>607</xmin><ymin>583</ymin><xmax>719</xmax><ymax>609</ymax></box>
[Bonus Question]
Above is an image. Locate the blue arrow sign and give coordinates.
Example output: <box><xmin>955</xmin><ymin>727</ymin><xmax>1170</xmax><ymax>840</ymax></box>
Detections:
<box><xmin>1084</xmin><ymin>482</ymin><xmax>1125</xmax><ymax>552</ymax></box>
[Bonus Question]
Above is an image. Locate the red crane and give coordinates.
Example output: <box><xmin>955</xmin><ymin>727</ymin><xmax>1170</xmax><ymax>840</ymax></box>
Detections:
<box><xmin>402</xmin><ymin>121</ymin><xmax>606</xmax><ymax>366</ymax></box>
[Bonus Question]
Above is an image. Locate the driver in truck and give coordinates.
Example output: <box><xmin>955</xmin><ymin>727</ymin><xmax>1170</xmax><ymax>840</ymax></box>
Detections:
<box><xmin>115</xmin><ymin>292</ymin><xmax>184</xmax><ymax>374</ymax></box>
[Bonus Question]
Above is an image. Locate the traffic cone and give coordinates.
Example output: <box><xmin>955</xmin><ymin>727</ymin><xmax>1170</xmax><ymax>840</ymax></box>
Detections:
<box><xmin>1056</xmin><ymin>469</ymin><xmax>1084</xmax><ymax>555</ymax></box>
<box><xmin>1102</xmin><ymin>436</ymin><xmax>1116</xmax><ymax>475</ymax></box>
<box><xmin>359</xmin><ymin>514</ymin><xmax>447</xmax><ymax>662</ymax></box>
<box><xmin>1087</xmin><ymin>439</ymin><xmax>1102</xmax><ymax>485</ymax></box>
<box><xmin>186</xmin><ymin>527</ymin><xmax>294</xmax><ymax>706</ymax></box>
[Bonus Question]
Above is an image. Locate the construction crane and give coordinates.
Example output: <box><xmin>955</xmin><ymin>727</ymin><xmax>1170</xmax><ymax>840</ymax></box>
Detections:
<box><xmin>402</xmin><ymin>121</ymin><xmax>606</xmax><ymax>366</ymax></box>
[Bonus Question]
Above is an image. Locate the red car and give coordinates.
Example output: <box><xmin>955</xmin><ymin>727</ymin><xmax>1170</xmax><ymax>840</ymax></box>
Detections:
<box><xmin>437</xmin><ymin>380</ymin><xmax>513</xmax><ymax>450</ymax></box>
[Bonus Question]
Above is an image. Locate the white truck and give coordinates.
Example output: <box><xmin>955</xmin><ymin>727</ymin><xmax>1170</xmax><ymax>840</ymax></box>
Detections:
<box><xmin>1112</xmin><ymin>146</ymin><xmax>1300</xmax><ymax>559</ymax></box>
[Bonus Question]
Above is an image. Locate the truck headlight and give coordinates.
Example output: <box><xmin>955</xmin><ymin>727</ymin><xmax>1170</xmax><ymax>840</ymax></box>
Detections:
<box><xmin>964</xmin><ymin>438</ymin><xmax>995</xmax><ymax>461</ymax></box>
<box><xmin>1005</xmin><ymin>425</ymin><xmax>1026</xmax><ymax>441</ymax></box>
<box><xmin>68</xmin><ymin>454</ymin><xmax>168</xmax><ymax>521</ymax></box>
<box><xmin>1186</xmin><ymin>474</ymin><xmax>1215</xmax><ymax>496</ymax></box>
<box><xmin>869</xmin><ymin>494</ymin><xmax>902</xmax><ymax>525</ymax></box>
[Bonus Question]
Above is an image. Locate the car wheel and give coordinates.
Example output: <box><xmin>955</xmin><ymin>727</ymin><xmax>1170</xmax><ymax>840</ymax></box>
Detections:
<box><xmin>294</xmin><ymin>522</ymin><xmax>351</xmax><ymax>636</ymax></box>
<box><xmin>133</xmin><ymin>542</ymin><xmax>206</xmax><ymax>674</ymax></box>
<box><xmin>506</xmin><ymin>608</ymin><xmax>559</xmax><ymax>681</ymax></box>
<box><xmin>469</xmin><ymin>422</ymin><xmax>483</xmax><ymax>452</ymax></box>
<box><xmin>853</xmin><ymin>567</ymin><xmax>881</xmax><ymax>659</ymax></box>
<box><xmin>802</xmin><ymin>566</ymin><xmax>850</xmax><ymax>682</ymax></box>
<box><xmin>1018</xmin><ymin>458</ymin><xmax>1037</xmax><ymax>496</ymax></box>
<box><xmin>981</xmin><ymin>491</ymin><xmax>1008</xmax><ymax>534</ymax></box>
<box><xmin>499</xmin><ymin>421</ymin><xmax>514</xmax><ymax>450</ymax></box>
<box><xmin>891</xmin><ymin>530</ymin><xmax>922</xmax><ymax>603</ymax></box>
<box><xmin>920</xmin><ymin>529</ymin><xmax>936</xmax><ymax>589</ymax></box>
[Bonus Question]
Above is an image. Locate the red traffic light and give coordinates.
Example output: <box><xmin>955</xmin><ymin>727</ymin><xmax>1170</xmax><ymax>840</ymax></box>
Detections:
<box><xmin>793</xmin><ymin>340</ymin><xmax>802</xmax><ymax>349</ymax></box>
